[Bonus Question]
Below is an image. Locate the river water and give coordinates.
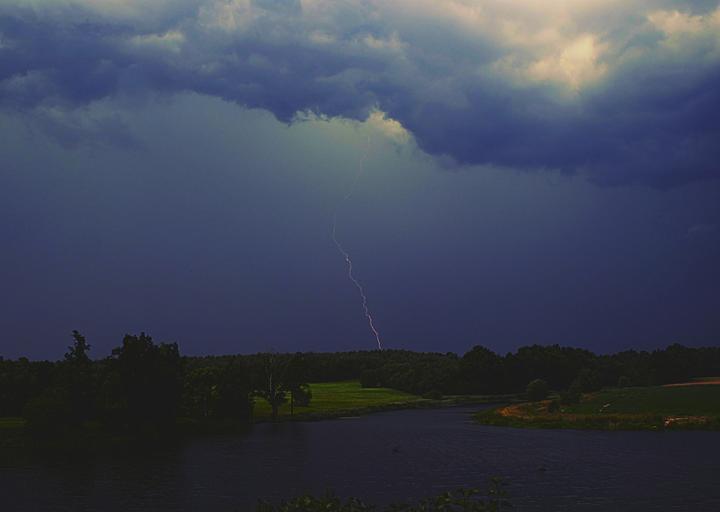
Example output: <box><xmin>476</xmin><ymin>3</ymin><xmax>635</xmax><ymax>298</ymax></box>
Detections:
<box><xmin>2</xmin><ymin>406</ymin><xmax>719</xmax><ymax>511</ymax></box>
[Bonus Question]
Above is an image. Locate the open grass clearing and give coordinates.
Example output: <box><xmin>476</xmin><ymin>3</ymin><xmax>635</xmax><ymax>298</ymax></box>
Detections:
<box><xmin>253</xmin><ymin>380</ymin><xmax>425</xmax><ymax>421</ymax></box>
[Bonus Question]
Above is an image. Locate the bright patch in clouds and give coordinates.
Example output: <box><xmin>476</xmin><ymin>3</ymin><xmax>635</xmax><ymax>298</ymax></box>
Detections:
<box><xmin>128</xmin><ymin>30</ymin><xmax>185</xmax><ymax>54</ymax></box>
<box><xmin>649</xmin><ymin>7</ymin><xmax>720</xmax><ymax>36</ymax></box>
<box><xmin>366</xmin><ymin>110</ymin><xmax>411</xmax><ymax>145</ymax></box>
<box><xmin>199</xmin><ymin>0</ymin><xmax>258</xmax><ymax>32</ymax></box>
<box><xmin>527</xmin><ymin>35</ymin><xmax>608</xmax><ymax>91</ymax></box>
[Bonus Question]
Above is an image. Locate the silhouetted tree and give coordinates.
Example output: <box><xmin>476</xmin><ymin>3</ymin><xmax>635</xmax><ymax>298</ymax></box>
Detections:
<box><xmin>185</xmin><ymin>367</ymin><xmax>218</xmax><ymax>418</ymax></box>
<box><xmin>65</xmin><ymin>330</ymin><xmax>91</xmax><ymax>364</ymax></box>
<box><xmin>0</xmin><ymin>357</ymin><xmax>38</xmax><ymax>416</ymax></box>
<box><xmin>526</xmin><ymin>379</ymin><xmax>549</xmax><ymax>401</ymax></box>
<box><xmin>650</xmin><ymin>343</ymin><xmax>695</xmax><ymax>384</ymax></box>
<box><xmin>255</xmin><ymin>352</ymin><xmax>288</xmax><ymax>422</ymax></box>
<box><xmin>617</xmin><ymin>375</ymin><xmax>632</xmax><ymax>388</ymax></box>
<box><xmin>359</xmin><ymin>369</ymin><xmax>382</xmax><ymax>388</ymax></box>
<box><xmin>63</xmin><ymin>330</ymin><xmax>95</xmax><ymax>424</ymax></box>
<box><xmin>104</xmin><ymin>333</ymin><xmax>183</xmax><ymax>435</ymax></box>
<box><xmin>572</xmin><ymin>368</ymin><xmax>601</xmax><ymax>393</ymax></box>
<box><xmin>183</xmin><ymin>362</ymin><xmax>253</xmax><ymax>421</ymax></box>
<box><xmin>285</xmin><ymin>353</ymin><xmax>312</xmax><ymax>416</ymax></box>
<box><xmin>22</xmin><ymin>389</ymin><xmax>71</xmax><ymax>439</ymax></box>
<box><xmin>460</xmin><ymin>346</ymin><xmax>504</xmax><ymax>394</ymax></box>
<box><xmin>214</xmin><ymin>362</ymin><xmax>253</xmax><ymax>420</ymax></box>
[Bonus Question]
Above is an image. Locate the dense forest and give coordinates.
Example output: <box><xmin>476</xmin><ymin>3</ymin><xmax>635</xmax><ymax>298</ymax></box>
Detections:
<box><xmin>1</xmin><ymin>331</ymin><xmax>719</xmax><ymax>439</ymax></box>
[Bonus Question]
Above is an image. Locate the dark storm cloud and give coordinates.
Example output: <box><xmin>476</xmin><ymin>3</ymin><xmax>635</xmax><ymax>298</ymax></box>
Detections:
<box><xmin>2</xmin><ymin>0</ymin><xmax>719</xmax><ymax>186</ymax></box>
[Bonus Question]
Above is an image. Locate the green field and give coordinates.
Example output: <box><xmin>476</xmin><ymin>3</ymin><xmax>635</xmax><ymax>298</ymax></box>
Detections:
<box><xmin>0</xmin><ymin>417</ymin><xmax>26</xmax><ymax>448</ymax></box>
<box><xmin>253</xmin><ymin>381</ymin><xmax>426</xmax><ymax>421</ymax></box>
<box><xmin>0</xmin><ymin>417</ymin><xmax>25</xmax><ymax>430</ymax></box>
<box><xmin>568</xmin><ymin>385</ymin><xmax>720</xmax><ymax>416</ymax></box>
<box><xmin>476</xmin><ymin>383</ymin><xmax>720</xmax><ymax>431</ymax></box>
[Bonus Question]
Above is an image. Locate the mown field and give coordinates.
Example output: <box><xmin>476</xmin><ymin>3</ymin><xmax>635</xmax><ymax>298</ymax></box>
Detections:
<box><xmin>476</xmin><ymin>382</ymin><xmax>720</xmax><ymax>431</ymax></box>
<box><xmin>569</xmin><ymin>384</ymin><xmax>720</xmax><ymax>416</ymax></box>
<box><xmin>252</xmin><ymin>380</ymin><xmax>518</xmax><ymax>422</ymax></box>
<box><xmin>252</xmin><ymin>380</ymin><xmax>427</xmax><ymax>421</ymax></box>
<box><xmin>0</xmin><ymin>417</ymin><xmax>24</xmax><ymax>430</ymax></box>
<box><xmin>0</xmin><ymin>417</ymin><xmax>26</xmax><ymax>448</ymax></box>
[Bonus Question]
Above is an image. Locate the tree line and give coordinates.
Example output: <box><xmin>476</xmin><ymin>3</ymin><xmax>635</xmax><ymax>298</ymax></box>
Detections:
<box><xmin>1</xmin><ymin>332</ymin><xmax>719</xmax><ymax>439</ymax></box>
<box><xmin>0</xmin><ymin>331</ymin><xmax>311</xmax><ymax>439</ymax></box>
<box><xmin>357</xmin><ymin>343</ymin><xmax>720</xmax><ymax>398</ymax></box>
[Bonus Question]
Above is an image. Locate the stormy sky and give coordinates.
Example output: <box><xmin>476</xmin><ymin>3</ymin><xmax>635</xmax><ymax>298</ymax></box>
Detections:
<box><xmin>1</xmin><ymin>0</ymin><xmax>719</xmax><ymax>359</ymax></box>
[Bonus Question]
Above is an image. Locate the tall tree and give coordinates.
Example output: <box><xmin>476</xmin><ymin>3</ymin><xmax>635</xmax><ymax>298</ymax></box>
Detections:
<box><xmin>256</xmin><ymin>352</ymin><xmax>288</xmax><ymax>422</ymax></box>
<box><xmin>460</xmin><ymin>345</ymin><xmax>503</xmax><ymax>394</ymax></box>
<box><xmin>105</xmin><ymin>333</ymin><xmax>183</xmax><ymax>434</ymax></box>
<box><xmin>65</xmin><ymin>330</ymin><xmax>91</xmax><ymax>364</ymax></box>
<box><xmin>63</xmin><ymin>330</ymin><xmax>94</xmax><ymax>423</ymax></box>
<box><xmin>214</xmin><ymin>362</ymin><xmax>253</xmax><ymax>421</ymax></box>
<box><xmin>285</xmin><ymin>353</ymin><xmax>311</xmax><ymax>416</ymax></box>
<box><xmin>185</xmin><ymin>367</ymin><xmax>218</xmax><ymax>418</ymax></box>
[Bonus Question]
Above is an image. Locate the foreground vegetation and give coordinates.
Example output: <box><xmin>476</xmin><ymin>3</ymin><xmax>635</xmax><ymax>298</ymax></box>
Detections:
<box><xmin>476</xmin><ymin>382</ymin><xmax>720</xmax><ymax>431</ymax></box>
<box><xmin>257</xmin><ymin>481</ymin><xmax>510</xmax><ymax>511</ymax></box>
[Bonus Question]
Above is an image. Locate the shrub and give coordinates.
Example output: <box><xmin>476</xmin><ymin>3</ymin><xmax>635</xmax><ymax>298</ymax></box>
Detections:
<box><xmin>423</xmin><ymin>389</ymin><xmax>443</xmax><ymax>400</ymax></box>
<box><xmin>359</xmin><ymin>369</ymin><xmax>381</xmax><ymax>388</ymax></box>
<box><xmin>547</xmin><ymin>400</ymin><xmax>560</xmax><ymax>413</ymax></box>
<box><xmin>22</xmin><ymin>391</ymin><xmax>72</xmax><ymax>438</ymax></box>
<box><xmin>257</xmin><ymin>493</ymin><xmax>372</xmax><ymax>511</ymax></box>
<box><xmin>293</xmin><ymin>384</ymin><xmax>312</xmax><ymax>407</ymax></box>
<box><xmin>257</xmin><ymin>482</ymin><xmax>510</xmax><ymax>511</ymax></box>
<box><xmin>617</xmin><ymin>375</ymin><xmax>632</xmax><ymax>388</ymax></box>
<box><xmin>526</xmin><ymin>379</ymin><xmax>549</xmax><ymax>401</ymax></box>
<box><xmin>573</xmin><ymin>369</ymin><xmax>601</xmax><ymax>393</ymax></box>
<box><xmin>559</xmin><ymin>386</ymin><xmax>581</xmax><ymax>405</ymax></box>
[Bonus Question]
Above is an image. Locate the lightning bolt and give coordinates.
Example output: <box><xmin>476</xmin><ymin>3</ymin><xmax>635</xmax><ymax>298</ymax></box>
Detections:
<box><xmin>331</xmin><ymin>136</ymin><xmax>383</xmax><ymax>350</ymax></box>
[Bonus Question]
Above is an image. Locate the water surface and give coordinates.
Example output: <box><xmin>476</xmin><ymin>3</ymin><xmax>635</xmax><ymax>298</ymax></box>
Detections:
<box><xmin>2</xmin><ymin>406</ymin><xmax>719</xmax><ymax>511</ymax></box>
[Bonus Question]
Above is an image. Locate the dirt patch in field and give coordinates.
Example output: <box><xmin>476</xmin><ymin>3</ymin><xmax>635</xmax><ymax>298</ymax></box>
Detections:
<box><xmin>663</xmin><ymin>379</ymin><xmax>720</xmax><ymax>387</ymax></box>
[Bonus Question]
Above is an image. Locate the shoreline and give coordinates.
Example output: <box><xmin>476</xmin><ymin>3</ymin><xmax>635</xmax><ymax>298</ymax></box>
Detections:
<box><xmin>475</xmin><ymin>405</ymin><xmax>720</xmax><ymax>431</ymax></box>
<box><xmin>252</xmin><ymin>394</ymin><xmax>514</xmax><ymax>424</ymax></box>
<box><xmin>0</xmin><ymin>394</ymin><xmax>517</xmax><ymax>449</ymax></box>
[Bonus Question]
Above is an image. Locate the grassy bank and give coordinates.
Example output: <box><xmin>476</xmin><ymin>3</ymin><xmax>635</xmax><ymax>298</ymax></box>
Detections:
<box><xmin>0</xmin><ymin>417</ymin><xmax>25</xmax><ymax>447</ymax></box>
<box><xmin>476</xmin><ymin>382</ymin><xmax>720</xmax><ymax>431</ymax></box>
<box><xmin>0</xmin><ymin>417</ymin><xmax>25</xmax><ymax>430</ymax></box>
<box><xmin>253</xmin><ymin>380</ymin><xmax>510</xmax><ymax>422</ymax></box>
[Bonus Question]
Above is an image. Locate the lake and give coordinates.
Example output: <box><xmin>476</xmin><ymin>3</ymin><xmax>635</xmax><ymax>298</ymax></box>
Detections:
<box><xmin>2</xmin><ymin>406</ymin><xmax>719</xmax><ymax>511</ymax></box>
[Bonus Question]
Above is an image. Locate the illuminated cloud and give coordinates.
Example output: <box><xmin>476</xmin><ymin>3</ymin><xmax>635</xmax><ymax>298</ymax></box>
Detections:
<box><xmin>365</xmin><ymin>110</ymin><xmax>411</xmax><ymax>145</ymax></box>
<box><xmin>526</xmin><ymin>35</ymin><xmax>608</xmax><ymax>91</ymax></box>
<box><xmin>1</xmin><ymin>0</ymin><xmax>719</xmax><ymax>186</ymax></box>
<box><xmin>127</xmin><ymin>30</ymin><xmax>186</xmax><ymax>55</ymax></box>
